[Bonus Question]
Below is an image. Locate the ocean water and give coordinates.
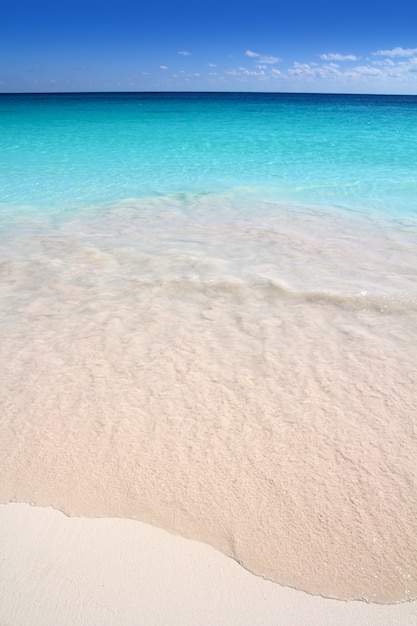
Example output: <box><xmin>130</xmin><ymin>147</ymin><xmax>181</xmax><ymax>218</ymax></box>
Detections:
<box><xmin>0</xmin><ymin>92</ymin><xmax>416</xmax><ymax>603</ymax></box>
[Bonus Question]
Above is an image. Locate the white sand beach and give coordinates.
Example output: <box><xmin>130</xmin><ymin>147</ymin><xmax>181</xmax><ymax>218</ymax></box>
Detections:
<box><xmin>1</xmin><ymin>98</ymin><xmax>416</xmax><ymax>623</ymax></box>
<box><xmin>1</xmin><ymin>503</ymin><xmax>416</xmax><ymax>626</ymax></box>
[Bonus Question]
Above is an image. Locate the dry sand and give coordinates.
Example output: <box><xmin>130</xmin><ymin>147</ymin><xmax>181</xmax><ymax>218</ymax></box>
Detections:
<box><xmin>0</xmin><ymin>503</ymin><xmax>416</xmax><ymax>626</ymax></box>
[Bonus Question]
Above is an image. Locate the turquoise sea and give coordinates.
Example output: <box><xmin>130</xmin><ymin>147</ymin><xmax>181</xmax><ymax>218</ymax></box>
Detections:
<box><xmin>2</xmin><ymin>92</ymin><xmax>417</xmax><ymax>214</ymax></box>
<box><xmin>0</xmin><ymin>92</ymin><xmax>416</xmax><ymax>602</ymax></box>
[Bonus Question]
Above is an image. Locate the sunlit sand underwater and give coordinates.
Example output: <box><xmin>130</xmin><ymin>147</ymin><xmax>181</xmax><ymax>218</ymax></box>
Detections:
<box><xmin>0</xmin><ymin>92</ymin><xmax>416</xmax><ymax>602</ymax></box>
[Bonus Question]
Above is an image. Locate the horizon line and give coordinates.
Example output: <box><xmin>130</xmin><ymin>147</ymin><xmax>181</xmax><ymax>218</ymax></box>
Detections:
<box><xmin>1</xmin><ymin>89</ymin><xmax>416</xmax><ymax>97</ymax></box>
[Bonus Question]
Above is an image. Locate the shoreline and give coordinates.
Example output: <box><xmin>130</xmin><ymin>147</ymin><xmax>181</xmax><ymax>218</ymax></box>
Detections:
<box><xmin>1</xmin><ymin>503</ymin><xmax>415</xmax><ymax>625</ymax></box>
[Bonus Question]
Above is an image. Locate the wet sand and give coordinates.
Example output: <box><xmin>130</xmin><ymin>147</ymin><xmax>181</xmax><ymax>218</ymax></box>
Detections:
<box><xmin>1</xmin><ymin>503</ymin><xmax>416</xmax><ymax>626</ymax></box>
<box><xmin>1</xmin><ymin>201</ymin><xmax>416</xmax><ymax>603</ymax></box>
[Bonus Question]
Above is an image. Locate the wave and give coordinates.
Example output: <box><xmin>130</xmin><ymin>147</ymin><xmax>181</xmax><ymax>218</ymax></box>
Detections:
<box><xmin>110</xmin><ymin>273</ymin><xmax>417</xmax><ymax>315</ymax></box>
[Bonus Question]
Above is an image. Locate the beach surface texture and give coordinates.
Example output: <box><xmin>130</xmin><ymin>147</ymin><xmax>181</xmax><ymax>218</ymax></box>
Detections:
<box><xmin>0</xmin><ymin>93</ymin><xmax>416</xmax><ymax>619</ymax></box>
<box><xmin>1</xmin><ymin>502</ymin><xmax>417</xmax><ymax>625</ymax></box>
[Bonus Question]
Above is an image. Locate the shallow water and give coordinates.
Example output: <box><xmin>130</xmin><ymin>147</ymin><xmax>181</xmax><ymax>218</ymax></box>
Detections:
<box><xmin>0</xmin><ymin>93</ymin><xmax>416</xmax><ymax>602</ymax></box>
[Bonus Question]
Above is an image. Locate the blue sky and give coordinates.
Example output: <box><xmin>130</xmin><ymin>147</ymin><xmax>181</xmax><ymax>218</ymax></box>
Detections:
<box><xmin>1</xmin><ymin>0</ymin><xmax>417</xmax><ymax>93</ymax></box>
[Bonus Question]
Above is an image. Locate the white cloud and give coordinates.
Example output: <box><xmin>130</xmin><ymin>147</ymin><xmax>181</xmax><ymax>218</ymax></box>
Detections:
<box><xmin>259</xmin><ymin>55</ymin><xmax>281</xmax><ymax>64</ymax></box>
<box><xmin>226</xmin><ymin>66</ymin><xmax>266</xmax><ymax>78</ymax></box>
<box><xmin>288</xmin><ymin>62</ymin><xmax>316</xmax><ymax>78</ymax></box>
<box><xmin>347</xmin><ymin>65</ymin><xmax>383</xmax><ymax>77</ymax></box>
<box><xmin>372</xmin><ymin>58</ymin><xmax>395</xmax><ymax>67</ymax></box>
<box><xmin>373</xmin><ymin>47</ymin><xmax>417</xmax><ymax>58</ymax></box>
<box><xmin>289</xmin><ymin>60</ymin><xmax>382</xmax><ymax>82</ymax></box>
<box><xmin>285</xmin><ymin>54</ymin><xmax>417</xmax><ymax>87</ymax></box>
<box><xmin>145</xmin><ymin>45</ymin><xmax>417</xmax><ymax>92</ymax></box>
<box><xmin>319</xmin><ymin>53</ymin><xmax>358</xmax><ymax>61</ymax></box>
<box><xmin>178</xmin><ymin>50</ymin><xmax>191</xmax><ymax>56</ymax></box>
<box><xmin>246</xmin><ymin>50</ymin><xmax>281</xmax><ymax>64</ymax></box>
